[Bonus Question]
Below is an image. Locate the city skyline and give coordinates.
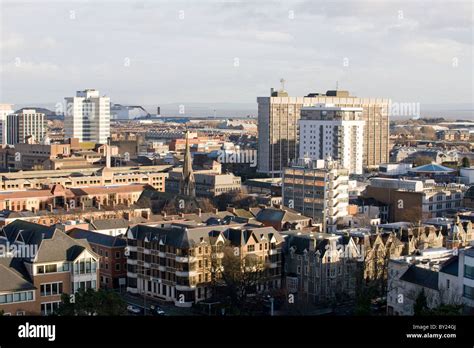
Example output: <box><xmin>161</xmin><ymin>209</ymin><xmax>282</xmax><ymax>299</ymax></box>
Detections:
<box><xmin>1</xmin><ymin>0</ymin><xmax>472</xmax><ymax>107</ymax></box>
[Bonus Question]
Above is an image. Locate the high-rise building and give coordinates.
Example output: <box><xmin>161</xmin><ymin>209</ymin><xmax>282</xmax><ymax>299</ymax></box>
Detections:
<box><xmin>257</xmin><ymin>89</ymin><xmax>390</xmax><ymax>175</ymax></box>
<box><xmin>282</xmin><ymin>158</ymin><xmax>349</xmax><ymax>232</ymax></box>
<box><xmin>299</xmin><ymin>104</ymin><xmax>365</xmax><ymax>174</ymax></box>
<box><xmin>0</xmin><ymin>104</ymin><xmax>14</xmax><ymax>144</ymax></box>
<box><xmin>65</xmin><ymin>89</ymin><xmax>110</xmax><ymax>144</ymax></box>
<box><xmin>5</xmin><ymin>109</ymin><xmax>46</xmax><ymax>144</ymax></box>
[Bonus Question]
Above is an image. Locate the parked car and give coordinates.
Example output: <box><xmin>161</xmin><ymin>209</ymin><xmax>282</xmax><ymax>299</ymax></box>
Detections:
<box><xmin>127</xmin><ymin>305</ymin><xmax>142</xmax><ymax>315</ymax></box>
<box><xmin>150</xmin><ymin>305</ymin><xmax>166</xmax><ymax>316</ymax></box>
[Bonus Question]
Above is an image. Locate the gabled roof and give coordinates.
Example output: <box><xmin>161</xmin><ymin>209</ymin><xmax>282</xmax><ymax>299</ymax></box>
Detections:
<box><xmin>3</xmin><ymin>220</ymin><xmax>56</xmax><ymax>245</ymax></box>
<box><xmin>34</xmin><ymin>230</ymin><xmax>96</xmax><ymax>263</ymax></box>
<box><xmin>400</xmin><ymin>265</ymin><xmax>439</xmax><ymax>290</ymax></box>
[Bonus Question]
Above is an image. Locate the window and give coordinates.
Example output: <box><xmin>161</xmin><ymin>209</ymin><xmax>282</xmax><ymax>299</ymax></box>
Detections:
<box><xmin>40</xmin><ymin>282</ymin><xmax>63</xmax><ymax>296</ymax></box>
<box><xmin>115</xmin><ymin>263</ymin><xmax>121</xmax><ymax>271</ymax></box>
<box><xmin>0</xmin><ymin>291</ymin><xmax>34</xmax><ymax>304</ymax></box>
<box><xmin>115</xmin><ymin>251</ymin><xmax>121</xmax><ymax>259</ymax></box>
<box><xmin>464</xmin><ymin>265</ymin><xmax>474</xmax><ymax>279</ymax></box>
<box><xmin>463</xmin><ymin>285</ymin><xmax>474</xmax><ymax>299</ymax></box>
<box><xmin>41</xmin><ymin>302</ymin><xmax>60</xmax><ymax>316</ymax></box>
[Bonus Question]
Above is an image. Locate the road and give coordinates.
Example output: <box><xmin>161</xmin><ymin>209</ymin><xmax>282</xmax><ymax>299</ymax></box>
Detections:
<box><xmin>122</xmin><ymin>293</ymin><xmax>198</xmax><ymax>316</ymax></box>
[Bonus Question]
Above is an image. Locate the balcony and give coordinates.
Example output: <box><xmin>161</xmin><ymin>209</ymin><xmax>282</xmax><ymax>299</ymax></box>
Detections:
<box><xmin>175</xmin><ymin>256</ymin><xmax>189</xmax><ymax>263</ymax></box>
<box><xmin>269</xmin><ymin>249</ymin><xmax>280</xmax><ymax>255</ymax></box>
<box><xmin>175</xmin><ymin>270</ymin><xmax>197</xmax><ymax>277</ymax></box>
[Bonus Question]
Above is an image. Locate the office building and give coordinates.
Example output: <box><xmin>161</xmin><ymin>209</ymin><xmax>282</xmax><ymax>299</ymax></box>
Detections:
<box><xmin>257</xmin><ymin>89</ymin><xmax>390</xmax><ymax>175</ymax></box>
<box><xmin>299</xmin><ymin>104</ymin><xmax>365</xmax><ymax>174</ymax></box>
<box><xmin>65</xmin><ymin>89</ymin><xmax>110</xmax><ymax>144</ymax></box>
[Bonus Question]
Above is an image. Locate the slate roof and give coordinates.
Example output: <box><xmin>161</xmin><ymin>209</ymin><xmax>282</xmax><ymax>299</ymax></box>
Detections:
<box><xmin>67</xmin><ymin>228</ymin><xmax>127</xmax><ymax>248</ymax></box>
<box><xmin>90</xmin><ymin>218</ymin><xmax>130</xmax><ymax>231</ymax></box>
<box><xmin>0</xmin><ymin>257</ymin><xmax>35</xmax><ymax>292</ymax></box>
<box><xmin>128</xmin><ymin>224</ymin><xmax>282</xmax><ymax>249</ymax></box>
<box><xmin>439</xmin><ymin>256</ymin><xmax>459</xmax><ymax>276</ymax></box>
<box><xmin>400</xmin><ymin>265</ymin><xmax>439</xmax><ymax>290</ymax></box>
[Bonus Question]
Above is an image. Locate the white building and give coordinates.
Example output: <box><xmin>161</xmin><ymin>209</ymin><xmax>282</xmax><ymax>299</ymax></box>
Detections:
<box><xmin>0</xmin><ymin>104</ymin><xmax>14</xmax><ymax>145</ymax></box>
<box><xmin>65</xmin><ymin>89</ymin><xmax>110</xmax><ymax>144</ymax></box>
<box><xmin>387</xmin><ymin>247</ymin><xmax>474</xmax><ymax>315</ymax></box>
<box><xmin>299</xmin><ymin>104</ymin><xmax>365</xmax><ymax>174</ymax></box>
<box><xmin>5</xmin><ymin>109</ymin><xmax>46</xmax><ymax>144</ymax></box>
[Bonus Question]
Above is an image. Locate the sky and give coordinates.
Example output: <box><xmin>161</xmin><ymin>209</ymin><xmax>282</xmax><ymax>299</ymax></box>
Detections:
<box><xmin>0</xmin><ymin>0</ymin><xmax>473</xmax><ymax>111</ymax></box>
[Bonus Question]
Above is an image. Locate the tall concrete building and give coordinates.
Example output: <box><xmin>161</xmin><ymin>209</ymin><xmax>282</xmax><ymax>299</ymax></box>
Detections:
<box><xmin>65</xmin><ymin>89</ymin><xmax>110</xmax><ymax>144</ymax></box>
<box><xmin>257</xmin><ymin>89</ymin><xmax>390</xmax><ymax>175</ymax></box>
<box><xmin>5</xmin><ymin>109</ymin><xmax>46</xmax><ymax>144</ymax></box>
<box><xmin>299</xmin><ymin>104</ymin><xmax>365</xmax><ymax>175</ymax></box>
<box><xmin>282</xmin><ymin>158</ymin><xmax>350</xmax><ymax>232</ymax></box>
<box><xmin>0</xmin><ymin>104</ymin><xmax>14</xmax><ymax>144</ymax></box>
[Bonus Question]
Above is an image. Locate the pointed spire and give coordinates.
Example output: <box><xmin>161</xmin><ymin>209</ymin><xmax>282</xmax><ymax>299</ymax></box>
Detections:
<box><xmin>181</xmin><ymin>130</ymin><xmax>195</xmax><ymax>197</ymax></box>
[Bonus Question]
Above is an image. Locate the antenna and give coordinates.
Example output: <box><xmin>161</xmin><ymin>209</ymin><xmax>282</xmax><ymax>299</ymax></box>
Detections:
<box><xmin>280</xmin><ymin>78</ymin><xmax>286</xmax><ymax>91</ymax></box>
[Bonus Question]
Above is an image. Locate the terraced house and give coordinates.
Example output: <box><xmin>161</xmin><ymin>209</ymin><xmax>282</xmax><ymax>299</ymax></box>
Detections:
<box><xmin>0</xmin><ymin>220</ymin><xmax>99</xmax><ymax>315</ymax></box>
<box><xmin>126</xmin><ymin>224</ymin><xmax>283</xmax><ymax>307</ymax></box>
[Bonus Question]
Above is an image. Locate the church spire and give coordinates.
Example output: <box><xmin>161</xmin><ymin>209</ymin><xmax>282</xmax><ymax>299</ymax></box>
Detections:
<box><xmin>181</xmin><ymin>130</ymin><xmax>195</xmax><ymax>197</ymax></box>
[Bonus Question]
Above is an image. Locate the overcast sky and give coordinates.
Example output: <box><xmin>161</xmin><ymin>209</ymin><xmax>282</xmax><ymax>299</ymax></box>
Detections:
<box><xmin>0</xmin><ymin>0</ymin><xmax>472</xmax><ymax>108</ymax></box>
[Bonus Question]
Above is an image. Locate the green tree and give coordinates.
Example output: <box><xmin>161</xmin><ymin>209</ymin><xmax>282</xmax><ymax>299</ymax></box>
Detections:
<box><xmin>413</xmin><ymin>289</ymin><xmax>429</xmax><ymax>315</ymax></box>
<box><xmin>56</xmin><ymin>288</ymin><xmax>127</xmax><ymax>316</ymax></box>
<box><xmin>426</xmin><ymin>304</ymin><xmax>462</xmax><ymax>316</ymax></box>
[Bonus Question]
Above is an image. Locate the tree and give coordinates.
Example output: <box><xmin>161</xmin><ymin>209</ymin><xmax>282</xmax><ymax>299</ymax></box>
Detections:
<box><xmin>212</xmin><ymin>246</ymin><xmax>269</xmax><ymax>315</ymax></box>
<box><xmin>56</xmin><ymin>288</ymin><xmax>127</xmax><ymax>316</ymax></box>
<box><xmin>413</xmin><ymin>289</ymin><xmax>429</xmax><ymax>315</ymax></box>
<box><xmin>462</xmin><ymin>157</ymin><xmax>470</xmax><ymax>168</ymax></box>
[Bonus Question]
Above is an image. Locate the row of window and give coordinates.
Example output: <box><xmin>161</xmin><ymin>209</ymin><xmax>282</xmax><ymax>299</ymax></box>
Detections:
<box><xmin>40</xmin><ymin>282</ymin><xmax>63</xmax><ymax>297</ymax></box>
<box><xmin>0</xmin><ymin>291</ymin><xmax>34</xmax><ymax>304</ymax></box>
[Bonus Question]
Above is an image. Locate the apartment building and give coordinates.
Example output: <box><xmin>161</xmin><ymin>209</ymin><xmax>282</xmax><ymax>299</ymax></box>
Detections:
<box><xmin>65</xmin><ymin>89</ymin><xmax>110</xmax><ymax>144</ymax></box>
<box><xmin>283</xmin><ymin>231</ymin><xmax>360</xmax><ymax>304</ymax></box>
<box><xmin>282</xmin><ymin>158</ymin><xmax>349</xmax><ymax>232</ymax></box>
<box><xmin>126</xmin><ymin>224</ymin><xmax>283</xmax><ymax>307</ymax></box>
<box><xmin>257</xmin><ymin>89</ymin><xmax>390</xmax><ymax>175</ymax></box>
<box><xmin>67</xmin><ymin>229</ymin><xmax>127</xmax><ymax>290</ymax></box>
<box><xmin>364</xmin><ymin>178</ymin><xmax>466</xmax><ymax>222</ymax></box>
<box><xmin>0</xmin><ymin>220</ymin><xmax>99</xmax><ymax>315</ymax></box>
<box><xmin>5</xmin><ymin>109</ymin><xmax>46</xmax><ymax>144</ymax></box>
<box><xmin>299</xmin><ymin>104</ymin><xmax>365</xmax><ymax>174</ymax></box>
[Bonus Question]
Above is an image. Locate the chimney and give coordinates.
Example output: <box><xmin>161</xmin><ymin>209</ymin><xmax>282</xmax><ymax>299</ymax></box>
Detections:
<box><xmin>214</xmin><ymin>208</ymin><xmax>219</xmax><ymax>214</ymax></box>
<box><xmin>179</xmin><ymin>212</ymin><xmax>185</xmax><ymax>218</ymax></box>
<box><xmin>97</xmin><ymin>202</ymin><xmax>101</xmax><ymax>210</ymax></box>
<box><xmin>227</xmin><ymin>207</ymin><xmax>236</xmax><ymax>214</ymax></box>
<box><xmin>197</xmin><ymin>208</ymin><xmax>202</xmax><ymax>217</ymax></box>
<box><xmin>31</xmin><ymin>207</ymin><xmax>37</xmax><ymax>214</ymax></box>
<box><xmin>81</xmin><ymin>202</ymin><xmax>85</xmax><ymax>211</ymax></box>
<box><xmin>48</xmin><ymin>204</ymin><xmax>53</xmax><ymax>212</ymax></box>
<box><xmin>163</xmin><ymin>211</ymin><xmax>167</xmax><ymax>218</ymax></box>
